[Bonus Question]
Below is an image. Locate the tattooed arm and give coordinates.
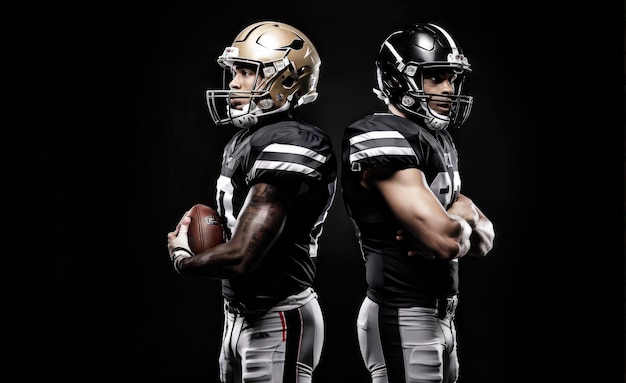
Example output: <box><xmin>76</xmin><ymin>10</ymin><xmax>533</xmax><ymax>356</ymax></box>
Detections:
<box><xmin>171</xmin><ymin>182</ymin><xmax>294</xmax><ymax>278</ymax></box>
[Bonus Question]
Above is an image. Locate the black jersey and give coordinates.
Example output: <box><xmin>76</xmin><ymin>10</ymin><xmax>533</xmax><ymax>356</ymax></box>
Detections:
<box><xmin>215</xmin><ymin>119</ymin><xmax>337</xmax><ymax>310</ymax></box>
<box><xmin>341</xmin><ymin>113</ymin><xmax>461</xmax><ymax>307</ymax></box>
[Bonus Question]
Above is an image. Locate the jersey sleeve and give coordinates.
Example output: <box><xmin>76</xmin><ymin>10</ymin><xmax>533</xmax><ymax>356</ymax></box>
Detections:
<box><xmin>344</xmin><ymin>114</ymin><xmax>420</xmax><ymax>172</ymax></box>
<box><xmin>246</xmin><ymin>121</ymin><xmax>335</xmax><ymax>187</ymax></box>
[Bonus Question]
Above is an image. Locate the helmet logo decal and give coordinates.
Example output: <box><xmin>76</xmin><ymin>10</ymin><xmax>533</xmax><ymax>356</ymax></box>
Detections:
<box><xmin>222</xmin><ymin>47</ymin><xmax>239</xmax><ymax>59</ymax></box>
<box><xmin>447</xmin><ymin>53</ymin><xmax>468</xmax><ymax>66</ymax></box>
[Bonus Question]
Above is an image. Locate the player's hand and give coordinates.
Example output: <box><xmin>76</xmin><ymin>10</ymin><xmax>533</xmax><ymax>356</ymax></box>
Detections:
<box><xmin>447</xmin><ymin>194</ymin><xmax>479</xmax><ymax>229</ymax></box>
<box><xmin>167</xmin><ymin>210</ymin><xmax>194</xmax><ymax>273</ymax></box>
<box><xmin>395</xmin><ymin>229</ymin><xmax>436</xmax><ymax>259</ymax></box>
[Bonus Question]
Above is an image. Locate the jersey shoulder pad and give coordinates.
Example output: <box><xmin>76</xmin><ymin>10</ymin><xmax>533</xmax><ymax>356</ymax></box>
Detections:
<box><xmin>247</xmin><ymin>121</ymin><xmax>335</xmax><ymax>184</ymax></box>
<box><xmin>344</xmin><ymin>114</ymin><xmax>420</xmax><ymax>171</ymax></box>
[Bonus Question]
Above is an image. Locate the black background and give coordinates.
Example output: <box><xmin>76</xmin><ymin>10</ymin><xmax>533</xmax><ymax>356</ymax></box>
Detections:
<box><xmin>6</xmin><ymin>1</ymin><xmax>624</xmax><ymax>382</ymax></box>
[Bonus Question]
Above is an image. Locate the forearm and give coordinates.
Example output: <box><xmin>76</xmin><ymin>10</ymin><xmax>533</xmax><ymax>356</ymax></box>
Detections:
<box><xmin>369</xmin><ymin>167</ymin><xmax>471</xmax><ymax>260</ymax></box>
<box><xmin>176</xmin><ymin>243</ymin><xmax>245</xmax><ymax>278</ymax></box>
<box><xmin>396</xmin><ymin>211</ymin><xmax>472</xmax><ymax>260</ymax></box>
<box><xmin>178</xmin><ymin>183</ymin><xmax>288</xmax><ymax>277</ymax></box>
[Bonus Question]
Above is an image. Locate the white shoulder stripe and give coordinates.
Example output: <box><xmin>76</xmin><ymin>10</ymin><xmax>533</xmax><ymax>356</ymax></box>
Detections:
<box><xmin>349</xmin><ymin>130</ymin><xmax>404</xmax><ymax>145</ymax></box>
<box><xmin>349</xmin><ymin>146</ymin><xmax>414</xmax><ymax>162</ymax></box>
<box><xmin>250</xmin><ymin>159</ymin><xmax>321</xmax><ymax>179</ymax></box>
<box><xmin>264</xmin><ymin>143</ymin><xmax>327</xmax><ymax>163</ymax></box>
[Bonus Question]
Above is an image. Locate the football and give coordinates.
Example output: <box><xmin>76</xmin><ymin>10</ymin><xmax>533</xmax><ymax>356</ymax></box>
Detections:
<box><xmin>187</xmin><ymin>204</ymin><xmax>225</xmax><ymax>254</ymax></box>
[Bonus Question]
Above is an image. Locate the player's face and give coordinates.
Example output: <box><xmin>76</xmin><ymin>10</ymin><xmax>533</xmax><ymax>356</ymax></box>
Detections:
<box><xmin>423</xmin><ymin>70</ymin><xmax>456</xmax><ymax>116</ymax></box>
<box><xmin>228</xmin><ymin>63</ymin><xmax>261</xmax><ymax>110</ymax></box>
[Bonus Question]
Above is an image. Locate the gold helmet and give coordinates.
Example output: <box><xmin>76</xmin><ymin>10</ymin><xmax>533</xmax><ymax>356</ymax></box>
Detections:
<box><xmin>206</xmin><ymin>21</ymin><xmax>321</xmax><ymax>129</ymax></box>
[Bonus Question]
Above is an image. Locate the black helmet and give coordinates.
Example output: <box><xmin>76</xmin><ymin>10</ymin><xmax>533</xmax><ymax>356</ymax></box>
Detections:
<box><xmin>374</xmin><ymin>23</ymin><xmax>473</xmax><ymax>130</ymax></box>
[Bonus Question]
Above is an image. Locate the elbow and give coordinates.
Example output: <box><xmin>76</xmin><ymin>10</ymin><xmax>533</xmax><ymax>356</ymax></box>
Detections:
<box><xmin>222</xmin><ymin>245</ymin><xmax>263</xmax><ymax>277</ymax></box>
<box><xmin>187</xmin><ymin>244</ymin><xmax>253</xmax><ymax>278</ymax></box>
<box><xmin>228</xmin><ymin>261</ymin><xmax>252</xmax><ymax>276</ymax></box>
<box><xmin>223</xmin><ymin>251</ymin><xmax>254</xmax><ymax>277</ymax></box>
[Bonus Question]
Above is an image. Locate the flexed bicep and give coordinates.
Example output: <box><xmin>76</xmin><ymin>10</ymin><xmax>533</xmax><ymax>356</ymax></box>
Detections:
<box><xmin>227</xmin><ymin>182</ymin><xmax>291</xmax><ymax>273</ymax></box>
<box><xmin>368</xmin><ymin>167</ymin><xmax>470</xmax><ymax>260</ymax></box>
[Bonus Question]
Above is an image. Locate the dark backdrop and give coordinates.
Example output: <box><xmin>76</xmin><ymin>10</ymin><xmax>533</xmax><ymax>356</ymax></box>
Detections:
<box><xmin>7</xmin><ymin>2</ymin><xmax>623</xmax><ymax>382</ymax></box>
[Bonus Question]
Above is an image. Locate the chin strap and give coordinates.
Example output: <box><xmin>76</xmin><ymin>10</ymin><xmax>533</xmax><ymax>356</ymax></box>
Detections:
<box><xmin>423</xmin><ymin>111</ymin><xmax>450</xmax><ymax>130</ymax></box>
<box><xmin>229</xmin><ymin>102</ymin><xmax>259</xmax><ymax>129</ymax></box>
<box><xmin>419</xmin><ymin>100</ymin><xmax>450</xmax><ymax>131</ymax></box>
<box><xmin>231</xmin><ymin>101</ymin><xmax>292</xmax><ymax>129</ymax></box>
<box><xmin>232</xmin><ymin>113</ymin><xmax>258</xmax><ymax>129</ymax></box>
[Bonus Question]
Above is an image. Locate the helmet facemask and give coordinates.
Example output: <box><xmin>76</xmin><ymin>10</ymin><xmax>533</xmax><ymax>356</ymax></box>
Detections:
<box><xmin>398</xmin><ymin>63</ymin><xmax>473</xmax><ymax>130</ymax></box>
<box><xmin>206</xmin><ymin>55</ymin><xmax>290</xmax><ymax>129</ymax></box>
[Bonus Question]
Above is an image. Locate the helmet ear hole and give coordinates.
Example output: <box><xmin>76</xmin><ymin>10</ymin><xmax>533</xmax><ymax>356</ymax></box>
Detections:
<box><xmin>282</xmin><ymin>75</ymin><xmax>296</xmax><ymax>88</ymax></box>
<box><xmin>389</xmin><ymin>76</ymin><xmax>402</xmax><ymax>91</ymax></box>
<box><xmin>383</xmin><ymin>73</ymin><xmax>404</xmax><ymax>94</ymax></box>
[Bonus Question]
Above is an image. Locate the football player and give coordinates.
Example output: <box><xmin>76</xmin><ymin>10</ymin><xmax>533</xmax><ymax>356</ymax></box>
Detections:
<box><xmin>167</xmin><ymin>21</ymin><xmax>337</xmax><ymax>383</ymax></box>
<box><xmin>341</xmin><ymin>23</ymin><xmax>495</xmax><ymax>383</ymax></box>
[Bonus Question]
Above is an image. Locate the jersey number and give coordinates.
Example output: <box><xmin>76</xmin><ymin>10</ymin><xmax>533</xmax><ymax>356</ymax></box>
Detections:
<box><xmin>430</xmin><ymin>170</ymin><xmax>460</xmax><ymax>207</ymax></box>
